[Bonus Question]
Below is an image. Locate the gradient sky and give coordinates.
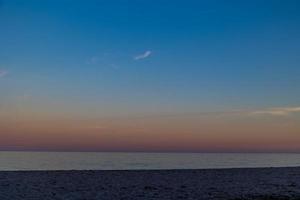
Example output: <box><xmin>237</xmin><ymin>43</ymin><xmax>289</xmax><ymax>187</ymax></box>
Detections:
<box><xmin>0</xmin><ymin>0</ymin><xmax>300</xmax><ymax>152</ymax></box>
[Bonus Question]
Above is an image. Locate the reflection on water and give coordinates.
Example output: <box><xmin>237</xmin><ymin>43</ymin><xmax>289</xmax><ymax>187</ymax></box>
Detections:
<box><xmin>0</xmin><ymin>152</ymin><xmax>299</xmax><ymax>171</ymax></box>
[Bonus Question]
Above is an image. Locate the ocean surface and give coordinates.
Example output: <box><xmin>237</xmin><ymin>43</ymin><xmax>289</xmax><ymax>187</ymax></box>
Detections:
<box><xmin>0</xmin><ymin>152</ymin><xmax>300</xmax><ymax>171</ymax></box>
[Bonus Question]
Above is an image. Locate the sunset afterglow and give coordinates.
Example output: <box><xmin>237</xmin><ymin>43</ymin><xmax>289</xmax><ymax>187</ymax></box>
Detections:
<box><xmin>1</xmin><ymin>0</ymin><xmax>300</xmax><ymax>152</ymax></box>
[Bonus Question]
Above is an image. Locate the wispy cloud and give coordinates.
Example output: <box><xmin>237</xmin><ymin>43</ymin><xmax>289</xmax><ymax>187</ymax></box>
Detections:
<box><xmin>115</xmin><ymin>106</ymin><xmax>300</xmax><ymax>120</ymax></box>
<box><xmin>0</xmin><ymin>70</ymin><xmax>8</xmax><ymax>78</ymax></box>
<box><xmin>86</xmin><ymin>56</ymin><xmax>99</xmax><ymax>65</ymax></box>
<box><xmin>134</xmin><ymin>50</ymin><xmax>152</xmax><ymax>60</ymax></box>
<box><xmin>250</xmin><ymin>107</ymin><xmax>300</xmax><ymax>116</ymax></box>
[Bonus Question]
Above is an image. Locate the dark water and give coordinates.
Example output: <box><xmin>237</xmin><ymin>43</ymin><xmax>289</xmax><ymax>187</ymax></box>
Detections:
<box><xmin>0</xmin><ymin>152</ymin><xmax>300</xmax><ymax>171</ymax></box>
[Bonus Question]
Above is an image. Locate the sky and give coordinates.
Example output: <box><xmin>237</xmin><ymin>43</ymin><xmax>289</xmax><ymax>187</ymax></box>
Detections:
<box><xmin>0</xmin><ymin>0</ymin><xmax>300</xmax><ymax>152</ymax></box>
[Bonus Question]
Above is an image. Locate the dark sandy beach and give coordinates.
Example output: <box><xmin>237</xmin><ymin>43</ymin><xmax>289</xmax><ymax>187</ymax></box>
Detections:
<box><xmin>0</xmin><ymin>167</ymin><xmax>300</xmax><ymax>200</ymax></box>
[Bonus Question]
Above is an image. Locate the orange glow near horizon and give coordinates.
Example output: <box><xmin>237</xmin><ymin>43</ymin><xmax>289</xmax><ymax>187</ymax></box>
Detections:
<box><xmin>1</xmin><ymin>109</ymin><xmax>299</xmax><ymax>152</ymax></box>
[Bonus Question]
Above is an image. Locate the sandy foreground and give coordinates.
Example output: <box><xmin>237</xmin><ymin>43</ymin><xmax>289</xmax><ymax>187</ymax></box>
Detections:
<box><xmin>0</xmin><ymin>167</ymin><xmax>300</xmax><ymax>200</ymax></box>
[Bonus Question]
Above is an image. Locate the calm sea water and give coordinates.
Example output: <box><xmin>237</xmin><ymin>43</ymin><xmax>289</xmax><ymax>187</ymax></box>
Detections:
<box><xmin>0</xmin><ymin>152</ymin><xmax>299</xmax><ymax>171</ymax></box>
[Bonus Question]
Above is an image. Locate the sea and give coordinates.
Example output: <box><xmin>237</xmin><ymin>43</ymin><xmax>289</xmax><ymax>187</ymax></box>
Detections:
<box><xmin>0</xmin><ymin>152</ymin><xmax>299</xmax><ymax>171</ymax></box>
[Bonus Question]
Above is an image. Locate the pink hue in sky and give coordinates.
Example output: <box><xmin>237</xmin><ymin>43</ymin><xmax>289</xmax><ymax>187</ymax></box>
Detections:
<box><xmin>1</xmin><ymin>105</ymin><xmax>299</xmax><ymax>152</ymax></box>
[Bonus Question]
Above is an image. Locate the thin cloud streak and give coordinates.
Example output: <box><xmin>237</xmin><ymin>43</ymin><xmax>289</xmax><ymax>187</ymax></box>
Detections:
<box><xmin>250</xmin><ymin>107</ymin><xmax>300</xmax><ymax>116</ymax></box>
<box><xmin>134</xmin><ymin>50</ymin><xmax>152</xmax><ymax>60</ymax></box>
<box><xmin>110</xmin><ymin>106</ymin><xmax>300</xmax><ymax>120</ymax></box>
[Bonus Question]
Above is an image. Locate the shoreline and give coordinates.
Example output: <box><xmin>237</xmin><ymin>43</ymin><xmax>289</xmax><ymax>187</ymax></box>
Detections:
<box><xmin>1</xmin><ymin>165</ymin><xmax>300</xmax><ymax>172</ymax></box>
<box><xmin>0</xmin><ymin>167</ymin><xmax>300</xmax><ymax>199</ymax></box>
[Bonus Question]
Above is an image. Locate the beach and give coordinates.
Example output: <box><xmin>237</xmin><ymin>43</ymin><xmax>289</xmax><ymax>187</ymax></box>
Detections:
<box><xmin>0</xmin><ymin>167</ymin><xmax>299</xmax><ymax>200</ymax></box>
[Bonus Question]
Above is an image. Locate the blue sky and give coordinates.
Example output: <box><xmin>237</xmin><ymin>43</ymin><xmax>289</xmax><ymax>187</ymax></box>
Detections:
<box><xmin>1</xmin><ymin>0</ymin><xmax>300</xmax><ymax>113</ymax></box>
<box><xmin>0</xmin><ymin>0</ymin><xmax>300</xmax><ymax>151</ymax></box>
